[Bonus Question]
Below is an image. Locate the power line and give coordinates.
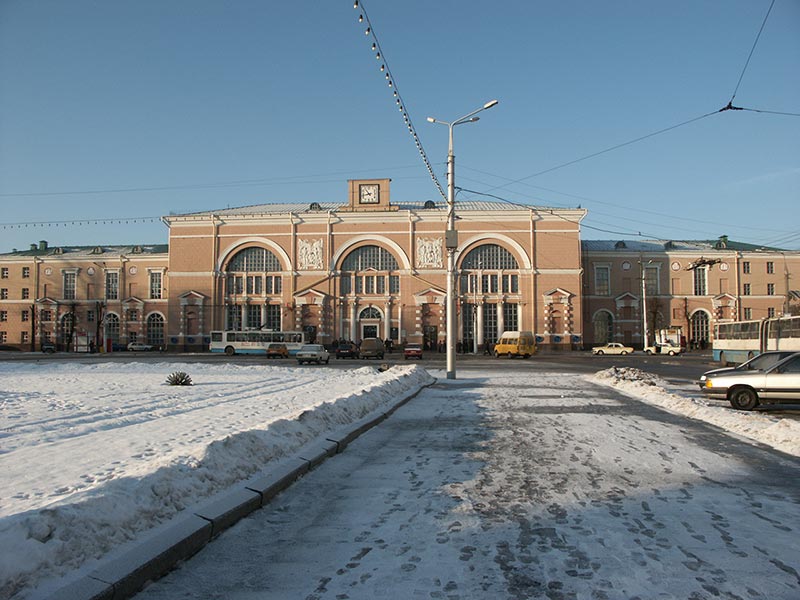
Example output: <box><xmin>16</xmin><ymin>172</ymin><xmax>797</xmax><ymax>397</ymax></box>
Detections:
<box><xmin>730</xmin><ymin>0</ymin><xmax>775</xmax><ymax>104</ymax></box>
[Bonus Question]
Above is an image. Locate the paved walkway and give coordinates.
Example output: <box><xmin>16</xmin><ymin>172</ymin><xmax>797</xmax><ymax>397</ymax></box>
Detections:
<box><xmin>136</xmin><ymin>370</ymin><xmax>800</xmax><ymax>599</ymax></box>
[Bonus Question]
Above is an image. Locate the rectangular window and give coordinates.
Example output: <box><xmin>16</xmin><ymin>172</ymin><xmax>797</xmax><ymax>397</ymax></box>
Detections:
<box><xmin>502</xmin><ymin>303</ymin><xmax>518</xmax><ymax>333</ymax></box>
<box><xmin>264</xmin><ymin>276</ymin><xmax>280</xmax><ymax>295</ymax></box>
<box><xmin>105</xmin><ymin>271</ymin><xmax>119</xmax><ymax>300</ymax></box>
<box><xmin>742</xmin><ymin>261</ymin><xmax>750</xmax><ymax>274</ymax></box>
<box><xmin>744</xmin><ymin>308</ymin><xmax>752</xmax><ymax>319</ymax></box>
<box><xmin>365</xmin><ymin>275</ymin><xmax>375</xmax><ymax>294</ymax></box>
<box><xmin>127</xmin><ymin>309</ymin><xmax>138</xmax><ymax>321</ymax></box>
<box><xmin>0</xmin><ymin>268</ymin><xmax>7</xmax><ymax>279</ymax></box>
<box><xmin>21</xmin><ymin>288</ymin><xmax>29</xmax><ymax>300</ymax></box>
<box><xmin>766</xmin><ymin>261</ymin><xmax>774</xmax><ymax>274</ymax></box>
<box><xmin>21</xmin><ymin>310</ymin><xmax>29</xmax><ymax>322</ymax></box>
<box><xmin>340</xmin><ymin>275</ymin><xmax>351</xmax><ymax>295</ymax></box>
<box><xmin>247</xmin><ymin>305</ymin><xmax>262</xmax><ymax>329</ymax></box>
<box><xmin>693</xmin><ymin>266</ymin><xmax>707</xmax><ymax>296</ymax></box>
<box><xmin>149</xmin><ymin>271</ymin><xmax>163</xmax><ymax>299</ymax></box>
<box><xmin>768</xmin><ymin>307</ymin><xmax>775</xmax><ymax>318</ymax></box>
<box><xmin>376</xmin><ymin>276</ymin><xmax>385</xmax><ymax>294</ymax></box>
<box><xmin>743</xmin><ymin>283</ymin><xmax>751</xmax><ymax>295</ymax></box>
<box><xmin>490</xmin><ymin>274</ymin><xmax>499</xmax><ymax>293</ymax></box>
<box><xmin>22</xmin><ymin>266</ymin><xmax>30</xmax><ymax>278</ymax></box>
<box><xmin>0</xmin><ymin>311</ymin><xmax>6</xmax><ymax>322</ymax></box>
<box><xmin>644</xmin><ymin>266</ymin><xmax>659</xmax><ymax>295</ymax></box>
<box><xmin>501</xmin><ymin>274</ymin><xmax>519</xmax><ymax>294</ymax></box>
<box><xmin>21</xmin><ymin>331</ymin><xmax>29</xmax><ymax>344</ymax></box>
<box><xmin>0</xmin><ymin>332</ymin><xmax>6</xmax><ymax>343</ymax></box>
<box><xmin>87</xmin><ymin>310</ymin><xmax>95</xmax><ymax>323</ymax></box>
<box><xmin>594</xmin><ymin>266</ymin><xmax>610</xmax><ymax>296</ymax></box>
<box><xmin>265</xmin><ymin>304</ymin><xmax>282</xmax><ymax>330</ymax></box>
<box><xmin>354</xmin><ymin>277</ymin><xmax>363</xmax><ymax>294</ymax></box>
<box><xmin>64</xmin><ymin>272</ymin><xmax>76</xmax><ymax>300</ymax></box>
<box><xmin>389</xmin><ymin>275</ymin><xmax>400</xmax><ymax>294</ymax></box>
<box><xmin>767</xmin><ymin>283</ymin><xmax>775</xmax><ymax>295</ymax></box>
<box><xmin>0</xmin><ymin>289</ymin><xmax>7</xmax><ymax>300</ymax></box>
<box><xmin>40</xmin><ymin>309</ymin><xmax>51</xmax><ymax>322</ymax></box>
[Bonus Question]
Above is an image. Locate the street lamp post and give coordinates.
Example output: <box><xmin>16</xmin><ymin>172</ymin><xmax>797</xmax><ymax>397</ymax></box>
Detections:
<box><xmin>640</xmin><ymin>259</ymin><xmax>653</xmax><ymax>349</ymax></box>
<box><xmin>427</xmin><ymin>99</ymin><xmax>498</xmax><ymax>379</ymax></box>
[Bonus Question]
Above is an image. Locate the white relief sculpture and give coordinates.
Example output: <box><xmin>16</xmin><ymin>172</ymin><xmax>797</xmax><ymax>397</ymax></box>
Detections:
<box><xmin>299</xmin><ymin>239</ymin><xmax>324</xmax><ymax>270</ymax></box>
<box><xmin>417</xmin><ymin>237</ymin><xmax>442</xmax><ymax>268</ymax></box>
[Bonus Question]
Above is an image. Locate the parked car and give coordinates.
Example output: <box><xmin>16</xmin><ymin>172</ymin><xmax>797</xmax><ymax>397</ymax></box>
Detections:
<box><xmin>127</xmin><ymin>342</ymin><xmax>154</xmax><ymax>351</ymax></box>
<box><xmin>358</xmin><ymin>337</ymin><xmax>385</xmax><ymax>360</ymax></box>
<box><xmin>41</xmin><ymin>342</ymin><xmax>56</xmax><ymax>354</ymax></box>
<box><xmin>296</xmin><ymin>344</ymin><xmax>330</xmax><ymax>365</ymax></box>
<box><xmin>266</xmin><ymin>343</ymin><xmax>289</xmax><ymax>359</ymax></box>
<box><xmin>700</xmin><ymin>352</ymin><xmax>800</xmax><ymax>410</ymax></box>
<box><xmin>644</xmin><ymin>343</ymin><xmax>682</xmax><ymax>356</ymax></box>
<box><xmin>403</xmin><ymin>343</ymin><xmax>423</xmax><ymax>360</ymax></box>
<box><xmin>335</xmin><ymin>342</ymin><xmax>359</xmax><ymax>359</ymax></box>
<box><xmin>592</xmin><ymin>343</ymin><xmax>634</xmax><ymax>355</ymax></box>
<box><xmin>493</xmin><ymin>331</ymin><xmax>536</xmax><ymax>358</ymax></box>
<box><xmin>697</xmin><ymin>350</ymin><xmax>798</xmax><ymax>390</ymax></box>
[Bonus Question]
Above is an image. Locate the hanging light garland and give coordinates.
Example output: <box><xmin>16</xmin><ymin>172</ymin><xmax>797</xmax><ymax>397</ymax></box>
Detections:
<box><xmin>353</xmin><ymin>1</ymin><xmax>446</xmax><ymax>201</ymax></box>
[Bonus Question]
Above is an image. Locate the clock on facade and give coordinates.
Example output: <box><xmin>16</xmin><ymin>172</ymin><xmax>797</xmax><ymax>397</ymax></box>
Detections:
<box><xmin>359</xmin><ymin>183</ymin><xmax>380</xmax><ymax>204</ymax></box>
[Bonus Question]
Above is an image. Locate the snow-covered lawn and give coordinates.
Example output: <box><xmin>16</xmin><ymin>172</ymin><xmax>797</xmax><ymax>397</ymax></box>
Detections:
<box><xmin>1</xmin><ymin>361</ymin><xmax>797</xmax><ymax>599</ymax></box>
<box><xmin>0</xmin><ymin>361</ymin><xmax>434</xmax><ymax>599</ymax></box>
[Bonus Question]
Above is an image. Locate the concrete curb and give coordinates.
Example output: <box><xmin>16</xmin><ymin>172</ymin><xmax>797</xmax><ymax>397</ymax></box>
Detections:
<box><xmin>44</xmin><ymin>377</ymin><xmax>435</xmax><ymax>600</ymax></box>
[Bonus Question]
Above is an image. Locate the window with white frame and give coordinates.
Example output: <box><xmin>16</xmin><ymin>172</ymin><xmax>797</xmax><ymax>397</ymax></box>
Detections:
<box><xmin>0</xmin><ymin>311</ymin><xmax>6</xmax><ymax>322</ymax></box>
<box><xmin>594</xmin><ymin>266</ymin><xmax>610</xmax><ymax>296</ymax></box>
<box><xmin>766</xmin><ymin>261</ymin><xmax>774</xmax><ymax>274</ymax></box>
<box><xmin>22</xmin><ymin>266</ymin><xmax>30</xmax><ymax>278</ymax></box>
<box><xmin>644</xmin><ymin>266</ymin><xmax>659</xmax><ymax>295</ymax></box>
<box><xmin>63</xmin><ymin>272</ymin><xmax>76</xmax><ymax>300</ymax></box>
<box><xmin>744</xmin><ymin>307</ymin><xmax>752</xmax><ymax>319</ymax></box>
<box><xmin>693</xmin><ymin>266</ymin><xmax>707</xmax><ymax>296</ymax></box>
<box><xmin>1</xmin><ymin>268</ymin><xmax>7</xmax><ymax>279</ymax></box>
<box><xmin>149</xmin><ymin>271</ymin><xmax>163</xmax><ymax>299</ymax></box>
<box><xmin>767</xmin><ymin>283</ymin><xmax>775</xmax><ymax>295</ymax></box>
<box><xmin>105</xmin><ymin>271</ymin><xmax>119</xmax><ymax>300</ymax></box>
<box><xmin>21</xmin><ymin>288</ymin><xmax>29</xmax><ymax>300</ymax></box>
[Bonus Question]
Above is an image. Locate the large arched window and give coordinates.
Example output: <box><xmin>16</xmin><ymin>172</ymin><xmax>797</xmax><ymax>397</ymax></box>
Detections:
<box><xmin>59</xmin><ymin>313</ymin><xmax>74</xmax><ymax>349</ymax></box>
<box><xmin>105</xmin><ymin>313</ymin><xmax>120</xmax><ymax>344</ymax></box>
<box><xmin>360</xmin><ymin>307</ymin><xmax>382</xmax><ymax>320</ymax></box>
<box><xmin>593</xmin><ymin>311</ymin><xmax>614</xmax><ymax>344</ymax></box>
<box><xmin>459</xmin><ymin>244</ymin><xmax>520</xmax><ymax>295</ymax></box>
<box><xmin>340</xmin><ymin>245</ymin><xmax>400</xmax><ymax>295</ymax></box>
<box><xmin>225</xmin><ymin>247</ymin><xmax>284</xmax><ymax>330</ymax></box>
<box><xmin>146</xmin><ymin>313</ymin><xmax>165</xmax><ymax>347</ymax></box>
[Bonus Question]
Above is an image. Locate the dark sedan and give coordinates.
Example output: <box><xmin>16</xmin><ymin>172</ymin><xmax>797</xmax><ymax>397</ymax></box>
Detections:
<box><xmin>336</xmin><ymin>342</ymin><xmax>359</xmax><ymax>359</ymax></box>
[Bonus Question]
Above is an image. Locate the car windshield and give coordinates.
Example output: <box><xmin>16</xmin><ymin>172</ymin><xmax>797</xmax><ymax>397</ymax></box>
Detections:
<box><xmin>741</xmin><ymin>352</ymin><xmax>796</xmax><ymax>371</ymax></box>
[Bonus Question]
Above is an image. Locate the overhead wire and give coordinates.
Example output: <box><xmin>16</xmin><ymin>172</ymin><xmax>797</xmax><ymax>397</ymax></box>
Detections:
<box><xmin>729</xmin><ymin>0</ymin><xmax>775</xmax><ymax>104</ymax></box>
<box><xmin>352</xmin><ymin>1</ymin><xmax>446</xmax><ymax>201</ymax></box>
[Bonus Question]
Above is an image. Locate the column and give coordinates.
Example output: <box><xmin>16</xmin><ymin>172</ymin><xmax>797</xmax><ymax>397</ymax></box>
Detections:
<box><xmin>349</xmin><ymin>301</ymin><xmax>357</xmax><ymax>341</ymax></box>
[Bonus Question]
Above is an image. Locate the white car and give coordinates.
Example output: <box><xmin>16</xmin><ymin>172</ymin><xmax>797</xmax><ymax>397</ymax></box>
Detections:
<box><xmin>296</xmin><ymin>344</ymin><xmax>330</xmax><ymax>365</ymax></box>
<box><xmin>701</xmin><ymin>352</ymin><xmax>800</xmax><ymax>410</ymax></box>
<box><xmin>592</xmin><ymin>343</ymin><xmax>634</xmax><ymax>355</ymax></box>
<box><xmin>127</xmin><ymin>342</ymin><xmax>154</xmax><ymax>351</ymax></box>
<box><xmin>644</xmin><ymin>343</ymin><xmax>682</xmax><ymax>356</ymax></box>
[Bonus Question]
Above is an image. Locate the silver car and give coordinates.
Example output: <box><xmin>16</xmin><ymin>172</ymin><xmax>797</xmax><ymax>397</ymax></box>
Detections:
<box><xmin>697</xmin><ymin>350</ymin><xmax>798</xmax><ymax>390</ymax></box>
<box><xmin>296</xmin><ymin>344</ymin><xmax>330</xmax><ymax>365</ymax></box>
<box><xmin>700</xmin><ymin>352</ymin><xmax>800</xmax><ymax>410</ymax></box>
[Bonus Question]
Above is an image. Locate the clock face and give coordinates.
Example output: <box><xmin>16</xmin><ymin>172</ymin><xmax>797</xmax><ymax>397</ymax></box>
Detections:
<box><xmin>359</xmin><ymin>184</ymin><xmax>380</xmax><ymax>204</ymax></box>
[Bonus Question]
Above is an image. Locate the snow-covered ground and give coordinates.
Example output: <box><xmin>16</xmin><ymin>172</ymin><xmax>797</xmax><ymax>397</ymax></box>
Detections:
<box><xmin>1</xmin><ymin>361</ymin><xmax>798</xmax><ymax>599</ymax></box>
<box><xmin>0</xmin><ymin>361</ymin><xmax>434</xmax><ymax>599</ymax></box>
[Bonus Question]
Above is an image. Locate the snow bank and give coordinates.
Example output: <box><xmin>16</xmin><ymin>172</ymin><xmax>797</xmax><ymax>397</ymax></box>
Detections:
<box><xmin>590</xmin><ymin>366</ymin><xmax>800</xmax><ymax>457</ymax></box>
<box><xmin>0</xmin><ymin>362</ymin><xmax>433</xmax><ymax>599</ymax></box>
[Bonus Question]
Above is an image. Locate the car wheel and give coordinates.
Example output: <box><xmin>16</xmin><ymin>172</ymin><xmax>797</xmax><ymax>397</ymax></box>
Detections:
<box><xmin>225</xmin><ymin>346</ymin><xmax>235</xmax><ymax>356</ymax></box>
<box><xmin>621</xmin><ymin>351</ymin><xmax>628</xmax><ymax>355</ymax></box>
<box><xmin>645</xmin><ymin>350</ymin><xmax>652</xmax><ymax>355</ymax></box>
<box><xmin>596</xmin><ymin>350</ymin><xmax>604</xmax><ymax>355</ymax></box>
<box><xmin>668</xmin><ymin>350</ymin><xmax>676</xmax><ymax>356</ymax></box>
<box><xmin>729</xmin><ymin>387</ymin><xmax>759</xmax><ymax>411</ymax></box>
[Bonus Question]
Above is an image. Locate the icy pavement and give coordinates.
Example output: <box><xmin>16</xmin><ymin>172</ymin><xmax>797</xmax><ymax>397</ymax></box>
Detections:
<box><xmin>136</xmin><ymin>369</ymin><xmax>800</xmax><ymax>600</ymax></box>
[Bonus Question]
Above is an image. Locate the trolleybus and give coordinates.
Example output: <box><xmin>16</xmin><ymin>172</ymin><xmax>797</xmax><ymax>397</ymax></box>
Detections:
<box><xmin>712</xmin><ymin>315</ymin><xmax>800</xmax><ymax>365</ymax></box>
<box><xmin>209</xmin><ymin>329</ymin><xmax>307</xmax><ymax>356</ymax></box>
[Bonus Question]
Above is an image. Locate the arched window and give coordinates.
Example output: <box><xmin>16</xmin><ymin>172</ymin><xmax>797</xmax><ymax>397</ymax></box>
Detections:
<box><xmin>691</xmin><ymin>311</ymin><xmax>710</xmax><ymax>348</ymax></box>
<box><xmin>225</xmin><ymin>247</ymin><xmax>284</xmax><ymax>330</ymax></box>
<box><xmin>340</xmin><ymin>245</ymin><xmax>400</xmax><ymax>296</ymax></box>
<box><xmin>360</xmin><ymin>307</ymin><xmax>381</xmax><ymax>320</ymax></box>
<box><xmin>105</xmin><ymin>313</ymin><xmax>120</xmax><ymax>344</ymax></box>
<box><xmin>459</xmin><ymin>244</ymin><xmax>520</xmax><ymax>295</ymax></box>
<box><xmin>59</xmin><ymin>313</ymin><xmax>74</xmax><ymax>349</ymax></box>
<box><xmin>146</xmin><ymin>313</ymin><xmax>165</xmax><ymax>346</ymax></box>
<box><xmin>593</xmin><ymin>311</ymin><xmax>614</xmax><ymax>344</ymax></box>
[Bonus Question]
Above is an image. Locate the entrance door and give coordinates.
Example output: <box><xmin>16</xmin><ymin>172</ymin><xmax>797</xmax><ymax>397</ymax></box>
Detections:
<box><xmin>362</xmin><ymin>324</ymin><xmax>378</xmax><ymax>339</ymax></box>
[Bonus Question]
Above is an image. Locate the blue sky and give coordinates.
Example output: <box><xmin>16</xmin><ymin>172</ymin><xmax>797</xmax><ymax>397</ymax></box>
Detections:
<box><xmin>1</xmin><ymin>0</ymin><xmax>798</xmax><ymax>252</ymax></box>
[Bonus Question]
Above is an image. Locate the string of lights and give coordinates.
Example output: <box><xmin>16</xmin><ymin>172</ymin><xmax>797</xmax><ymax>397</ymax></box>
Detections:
<box><xmin>352</xmin><ymin>0</ymin><xmax>446</xmax><ymax>201</ymax></box>
<box><xmin>0</xmin><ymin>217</ymin><xmax>160</xmax><ymax>230</ymax></box>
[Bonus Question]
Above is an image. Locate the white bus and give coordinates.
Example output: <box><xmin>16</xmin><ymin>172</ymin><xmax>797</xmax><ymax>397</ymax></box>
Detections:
<box><xmin>713</xmin><ymin>315</ymin><xmax>800</xmax><ymax>365</ymax></box>
<box><xmin>209</xmin><ymin>330</ymin><xmax>307</xmax><ymax>356</ymax></box>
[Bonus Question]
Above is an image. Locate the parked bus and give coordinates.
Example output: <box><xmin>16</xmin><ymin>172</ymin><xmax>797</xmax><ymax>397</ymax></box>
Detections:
<box><xmin>713</xmin><ymin>315</ymin><xmax>800</xmax><ymax>365</ymax></box>
<box><xmin>209</xmin><ymin>330</ymin><xmax>307</xmax><ymax>356</ymax></box>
